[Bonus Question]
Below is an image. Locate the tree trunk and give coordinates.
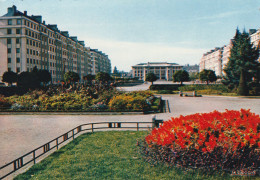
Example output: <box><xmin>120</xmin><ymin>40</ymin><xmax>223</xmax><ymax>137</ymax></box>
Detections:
<box><xmin>237</xmin><ymin>69</ymin><xmax>248</xmax><ymax>96</ymax></box>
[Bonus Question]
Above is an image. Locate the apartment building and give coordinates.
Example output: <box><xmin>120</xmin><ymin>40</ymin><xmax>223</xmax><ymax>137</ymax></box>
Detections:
<box><xmin>0</xmin><ymin>5</ymin><xmax>111</xmax><ymax>83</ymax></box>
<box><xmin>132</xmin><ymin>62</ymin><xmax>183</xmax><ymax>81</ymax></box>
<box><xmin>90</xmin><ymin>49</ymin><xmax>111</xmax><ymax>75</ymax></box>
<box><xmin>199</xmin><ymin>47</ymin><xmax>223</xmax><ymax>76</ymax></box>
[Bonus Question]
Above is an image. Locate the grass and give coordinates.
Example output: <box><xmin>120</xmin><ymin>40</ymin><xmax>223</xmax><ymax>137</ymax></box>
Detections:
<box><xmin>15</xmin><ymin>131</ymin><xmax>249</xmax><ymax>180</ymax></box>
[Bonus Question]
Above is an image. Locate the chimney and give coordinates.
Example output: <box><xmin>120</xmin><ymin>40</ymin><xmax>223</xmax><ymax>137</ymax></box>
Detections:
<box><xmin>24</xmin><ymin>11</ymin><xmax>27</xmax><ymax>16</ymax></box>
<box><xmin>7</xmin><ymin>5</ymin><xmax>17</xmax><ymax>15</ymax></box>
<box><xmin>43</xmin><ymin>20</ymin><xmax>45</xmax><ymax>25</ymax></box>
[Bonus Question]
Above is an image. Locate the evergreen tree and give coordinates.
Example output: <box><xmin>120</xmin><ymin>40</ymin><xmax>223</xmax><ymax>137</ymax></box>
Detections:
<box><xmin>223</xmin><ymin>29</ymin><xmax>259</xmax><ymax>95</ymax></box>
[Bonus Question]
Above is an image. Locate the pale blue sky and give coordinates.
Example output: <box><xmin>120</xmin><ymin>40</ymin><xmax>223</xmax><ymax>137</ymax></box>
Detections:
<box><xmin>1</xmin><ymin>0</ymin><xmax>259</xmax><ymax>71</ymax></box>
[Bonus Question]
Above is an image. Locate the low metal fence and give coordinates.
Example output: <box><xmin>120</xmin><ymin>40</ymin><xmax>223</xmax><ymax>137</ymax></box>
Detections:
<box><xmin>0</xmin><ymin>121</ymin><xmax>163</xmax><ymax>179</ymax></box>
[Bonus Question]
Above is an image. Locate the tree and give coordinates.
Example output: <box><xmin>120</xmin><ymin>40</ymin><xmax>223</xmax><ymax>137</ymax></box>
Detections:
<box><xmin>83</xmin><ymin>74</ymin><xmax>95</xmax><ymax>84</ymax></box>
<box><xmin>113</xmin><ymin>66</ymin><xmax>119</xmax><ymax>74</ymax></box>
<box><xmin>145</xmin><ymin>72</ymin><xmax>157</xmax><ymax>85</ymax></box>
<box><xmin>172</xmin><ymin>70</ymin><xmax>189</xmax><ymax>85</ymax></box>
<box><xmin>223</xmin><ymin>29</ymin><xmax>259</xmax><ymax>95</ymax></box>
<box><xmin>2</xmin><ymin>71</ymin><xmax>17</xmax><ymax>86</ymax></box>
<box><xmin>64</xmin><ymin>71</ymin><xmax>80</xmax><ymax>83</ymax></box>
<box><xmin>189</xmin><ymin>72</ymin><xmax>199</xmax><ymax>81</ymax></box>
<box><xmin>17</xmin><ymin>71</ymin><xmax>38</xmax><ymax>89</ymax></box>
<box><xmin>38</xmin><ymin>69</ymin><xmax>51</xmax><ymax>86</ymax></box>
<box><xmin>199</xmin><ymin>69</ymin><xmax>217</xmax><ymax>85</ymax></box>
<box><xmin>95</xmin><ymin>72</ymin><xmax>111</xmax><ymax>83</ymax></box>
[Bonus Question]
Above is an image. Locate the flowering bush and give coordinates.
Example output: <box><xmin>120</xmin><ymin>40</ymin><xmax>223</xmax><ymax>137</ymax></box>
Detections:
<box><xmin>138</xmin><ymin>109</ymin><xmax>260</xmax><ymax>173</ymax></box>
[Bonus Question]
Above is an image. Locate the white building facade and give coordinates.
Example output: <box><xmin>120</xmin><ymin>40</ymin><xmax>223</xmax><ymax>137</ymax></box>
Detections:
<box><xmin>132</xmin><ymin>62</ymin><xmax>183</xmax><ymax>81</ymax></box>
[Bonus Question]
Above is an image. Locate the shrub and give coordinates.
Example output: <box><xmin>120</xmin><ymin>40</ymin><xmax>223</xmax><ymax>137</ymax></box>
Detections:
<box><xmin>0</xmin><ymin>97</ymin><xmax>11</xmax><ymax>110</ymax></box>
<box><xmin>138</xmin><ymin>109</ymin><xmax>260</xmax><ymax>173</ymax></box>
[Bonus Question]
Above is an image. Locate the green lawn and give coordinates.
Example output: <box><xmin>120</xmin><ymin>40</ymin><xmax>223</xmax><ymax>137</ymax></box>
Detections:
<box><xmin>15</xmin><ymin>131</ymin><xmax>246</xmax><ymax>180</ymax></box>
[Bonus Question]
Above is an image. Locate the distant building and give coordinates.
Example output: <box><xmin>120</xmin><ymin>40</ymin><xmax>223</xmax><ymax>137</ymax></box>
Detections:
<box><xmin>183</xmin><ymin>64</ymin><xmax>199</xmax><ymax>73</ymax></box>
<box><xmin>132</xmin><ymin>62</ymin><xmax>183</xmax><ymax>81</ymax></box>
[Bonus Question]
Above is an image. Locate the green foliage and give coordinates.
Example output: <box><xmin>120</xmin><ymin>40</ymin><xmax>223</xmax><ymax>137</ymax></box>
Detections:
<box><xmin>172</xmin><ymin>70</ymin><xmax>190</xmax><ymax>85</ymax></box>
<box><xmin>15</xmin><ymin>131</ymin><xmax>232</xmax><ymax>180</ymax></box>
<box><xmin>37</xmin><ymin>69</ymin><xmax>51</xmax><ymax>85</ymax></box>
<box><xmin>64</xmin><ymin>71</ymin><xmax>80</xmax><ymax>83</ymax></box>
<box><xmin>189</xmin><ymin>72</ymin><xmax>199</xmax><ymax>81</ymax></box>
<box><xmin>150</xmin><ymin>84</ymin><xmax>181</xmax><ymax>91</ymax></box>
<box><xmin>95</xmin><ymin>72</ymin><xmax>111</xmax><ymax>82</ymax></box>
<box><xmin>17</xmin><ymin>71</ymin><xmax>40</xmax><ymax>89</ymax></box>
<box><xmin>223</xmin><ymin>29</ymin><xmax>260</xmax><ymax>92</ymax></box>
<box><xmin>178</xmin><ymin>84</ymin><xmax>230</xmax><ymax>93</ymax></box>
<box><xmin>2</xmin><ymin>71</ymin><xmax>17</xmax><ymax>86</ymax></box>
<box><xmin>108</xmin><ymin>91</ymin><xmax>152</xmax><ymax>111</ymax></box>
<box><xmin>199</xmin><ymin>69</ymin><xmax>217</xmax><ymax>85</ymax></box>
<box><xmin>83</xmin><ymin>74</ymin><xmax>95</xmax><ymax>84</ymax></box>
<box><xmin>145</xmin><ymin>72</ymin><xmax>157</xmax><ymax>85</ymax></box>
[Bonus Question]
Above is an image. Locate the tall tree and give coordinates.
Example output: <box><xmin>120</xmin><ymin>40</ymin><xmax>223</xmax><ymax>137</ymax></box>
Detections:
<box><xmin>199</xmin><ymin>69</ymin><xmax>217</xmax><ymax>85</ymax></box>
<box><xmin>2</xmin><ymin>71</ymin><xmax>17</xmax><ymax>86</ymax></box>
<box><xmin>223</xmin><ymin>29</ymin><xmax>259</xmax><ymax>95</ymax></box>
<box><xmin>145</xmin><ymin>72</ymin><xmax>157</xmax><ymax>85</ymax></box>
<box><xmin>172</xmin><ymin>70</ymin><xmax>190</xmax><ymax>85</ymax></box>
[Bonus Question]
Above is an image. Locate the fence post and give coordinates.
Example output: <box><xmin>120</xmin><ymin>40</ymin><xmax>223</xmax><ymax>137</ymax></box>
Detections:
<box><xmin>33</xmin><ymin>151</ymin><xmax>36</xmax><ymax>164</ymax></box>
<box><xmin>137</xmin><ymin>123</ymin><xmax>139</xmax><ymax>131</ymax></box>
<box><xmin>56</xmin><ymin>139</ymin><xmax>59</xmax><ymax>150</ymax></box>
<box><xmin>91</xmin><ymin>124</ymin><xmax>94</xmax><ymax>133</ymax></box>
<box><xmin>72</xmin><ymin>130</ymin><xmax>74</xmax><ymax>139</ymax></box>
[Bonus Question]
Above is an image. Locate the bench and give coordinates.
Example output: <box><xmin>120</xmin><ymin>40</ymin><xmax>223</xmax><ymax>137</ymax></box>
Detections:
<box><xmin>179</xmin><ymin>91</ymin><xmax>202</xmax><ymax>97</ymax></box>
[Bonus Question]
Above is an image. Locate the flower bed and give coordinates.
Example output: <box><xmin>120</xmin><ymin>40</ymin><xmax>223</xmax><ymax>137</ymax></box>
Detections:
<box><xmin>138</xmin><ymin>109</ymin><xmax>260</xmax><ymax>174</ymax></box>
<box><xmin>2</xmin><ymin>90</ymin><xmax>160</xmax><ymax>113</ymax></box>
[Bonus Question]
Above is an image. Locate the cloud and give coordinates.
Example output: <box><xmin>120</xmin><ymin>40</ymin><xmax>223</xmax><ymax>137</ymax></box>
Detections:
<box><xmin>83</xmin><ymin>37</ymin><xmax>206</xmax><ymax>71</ymax></box>
<box><xmin>196</xmin><ymin>10</ymin><xmax>248</xmax><ymax>21</ymax></box>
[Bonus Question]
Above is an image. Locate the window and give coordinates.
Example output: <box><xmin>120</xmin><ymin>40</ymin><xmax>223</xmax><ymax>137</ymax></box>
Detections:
<box><xmin>24</xmin><ymin>20</ymin><xmax>26</xmax><ymax>25</ymax></box>
<box><xmin>30</xmin><ymin>40</ymin><xmax>32</xmax><ymax>46</ymax></box>
<box><xmin>30</xmin><ymin>59</ymin><xmax>32</xmax><ymax>63</ymax></box>
<box><xmin>27</xmin><ymin>49</ymin><xmax>29</xmax><ymax>54</ymax></box>
<box><xmin>16</xmin><ymin>38</ymin><xmax>20</xmax><ymax>44</ymax></box>
<box><xmin>16</xmin><ymin>48</ymin><xmax>20</xmax><ymax>53</ymax></box>
<box><xmin>16</xmin><ymin>29</ymin><xmax>21</xmax><ymax>34</ymax></box>
<box><xmin>16</xmin><ymin>58</ymin><xmax>20</xmax><ymax>63</ymax></box>
<box><xmin>25</xmin><ymin>30</ymin><xmax>28</xmax><ymax>35</ymax></box>
<box><xmin>26</xmin><ymin>39</ymin><xmax>29</xmax><ymax>44</ymax></box>
<box><xmin>17</xmin><ymin>19</ymin><xmax>21</xmax><ymax>25</ymax></box>
<box><xmin>7</xmin><ymin>48</ymin><xmax>11</xmax><ymax>53</ymax></box>
<box><xmin>7</xmin><ymin>29</ymin><xmax>12</xmax><ymax>34</ymax></box>
<box><xmin>27</xmin><ymin>58</ymin><xmax>29</xmax><ymax>63</ymax></box>
<box><xmin>7</xmin><ymin>38</ymin><xmax>11</xmax><ymax>44</ymax></box>
<box><xmin>8</xmin><ymin>19</ymin><xmax>12</xmax><ymax>25</ymax></box>
<box><xmin>8</xmin><ymin>58</ymin><xmax>11</xmax><ymax>63</ymax></box>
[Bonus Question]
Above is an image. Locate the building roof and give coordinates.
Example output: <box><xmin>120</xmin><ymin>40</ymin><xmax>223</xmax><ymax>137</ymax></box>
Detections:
<box><xmin>132</xmin><ymin>62</ymin><xmax>182</xmax><ymax>67</ymax></box>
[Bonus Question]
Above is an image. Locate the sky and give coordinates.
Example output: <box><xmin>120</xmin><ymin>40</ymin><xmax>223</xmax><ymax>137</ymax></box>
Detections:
<box><xmin>0</xmin><ymin>0</ymin><xmax>260</xmax><ymax>71</ymax></box>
